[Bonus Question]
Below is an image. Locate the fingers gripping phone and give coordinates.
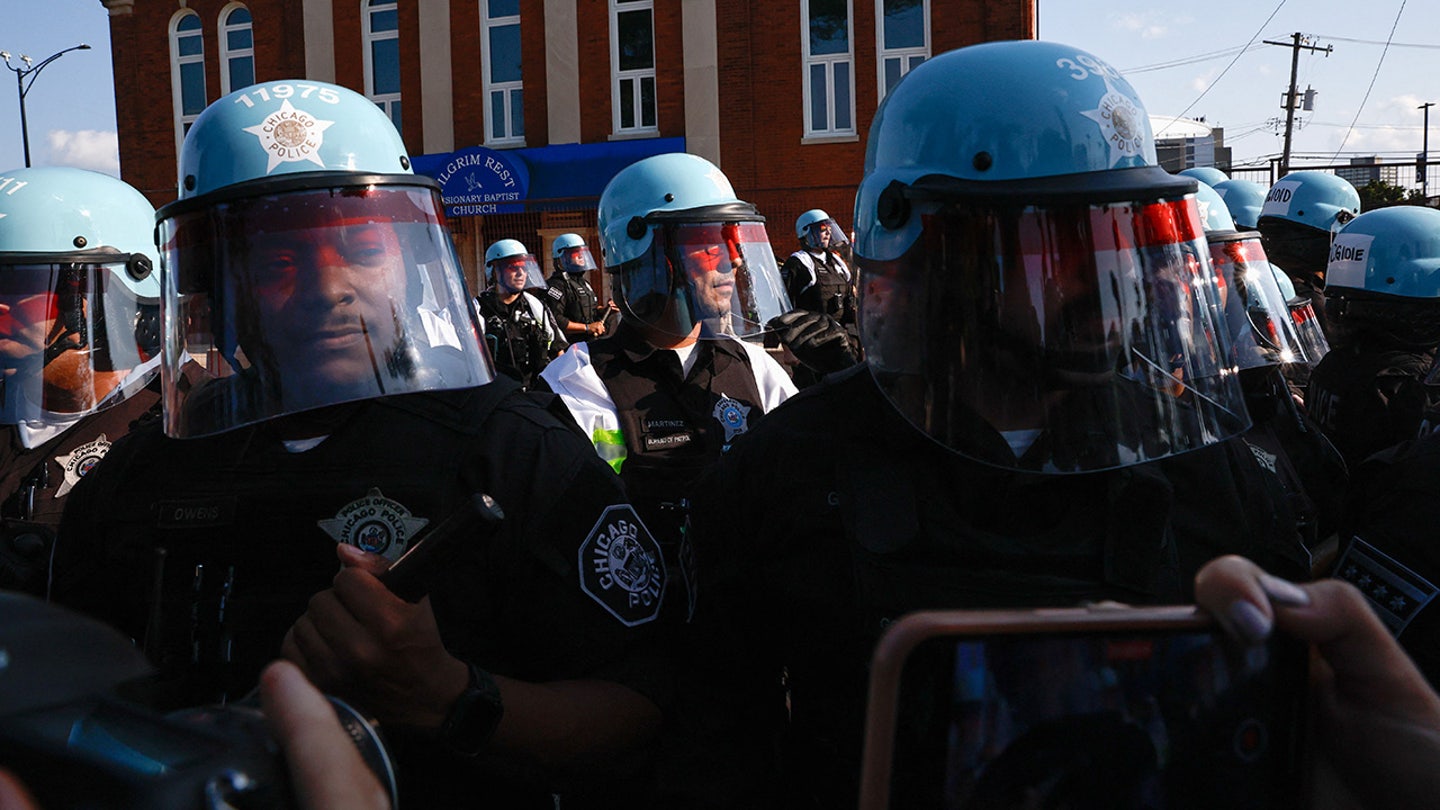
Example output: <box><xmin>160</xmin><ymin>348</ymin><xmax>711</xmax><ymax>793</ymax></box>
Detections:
<box><xmin>859</xmin><ymin>607</ymin><xmax>1308</xmax><ymax>810</ymax></box>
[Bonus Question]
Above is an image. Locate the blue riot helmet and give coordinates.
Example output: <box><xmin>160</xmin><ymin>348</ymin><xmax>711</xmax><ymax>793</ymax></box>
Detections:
<box><xmin>1275</xmin><ymin>262</ymin><xmax>1329</xmax><ymax>367</ymax></box>
<box><xmin>597</xmin><ymin>152</ymin><xmax>789</xmax><ymax>340</ymax></box>
<box><xmin>795</xmin><ymin>208</ymin><xmax>850</xmax><ymax>252</ymax></box>
<box><xmin>485</xmin><ymin>239</ymin><xmax>546</xmax><ymax>294</ymax></box>
<box><xmin>1179</xmin><ymin>167</ymin><xmax>1229</xmax><ymax>186</ymax></box>
<box><xmin>1323</xmin><ymin>205</ymin><xmax>1440</xmax><ymax>350</ymax></box>
<box><xmin>551</xmin><ymin>232</ymin><xmax>598</xmax><ymax>276</ymax></box>
<box><xmin>0</xmin><ymin>167</ymin><xmax>161</xmax><ymax>426</ymax></box>
<box><xmin>1257</xmin><ymin>171</ymin><xmax>1361</xmax><ymax>278</ymax></box>
<box><xmin>1211</xmin><ymin>179</ymin><xmax>1267</xmax><ymax>230</ymax></box>
<box><xmin>1193</xmin><ymin>181</ymin><xmax>1236</xmax><ymax>233</ymax></box>
<box><xmin>854</xmin><ymin>40</ymin><xmax>1248</xmax><ymax>473</ymax></box>
<box><xmin>155</xmin><ymin>79</ymin><xmax>493</xmax><ymax>438</ymax></box>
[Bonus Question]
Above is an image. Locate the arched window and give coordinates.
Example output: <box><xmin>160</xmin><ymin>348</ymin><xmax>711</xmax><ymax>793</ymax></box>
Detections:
<box><xmin>220</xmin><ymin>4</ymin><xmax>256</xmax><ymax>95</ymax></box>
<box><xmin>363</xmin><ymin>0</ymin><xmax>402</xmax><ymax>132</ymax></box>
<box><xmin>482</xmin><ymin>0</ymin><xmax>523</xmax><ymax>145</ymax></box>
<box><xmin>170</xmin><ymin>10</ymin><xmax>207</xmax><ymax>154</ymax></box>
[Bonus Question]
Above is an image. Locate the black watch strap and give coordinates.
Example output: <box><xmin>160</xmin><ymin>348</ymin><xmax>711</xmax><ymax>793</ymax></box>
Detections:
<box><xmin>440</xmin><ymin>662</ymin><xmax>505</xmax><ymax>756</ymax></box>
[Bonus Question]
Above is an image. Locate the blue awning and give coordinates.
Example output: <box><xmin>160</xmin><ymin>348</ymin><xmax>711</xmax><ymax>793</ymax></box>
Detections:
<box><xmin>412</xmin><ymin>137</ymin><xmax>685</xmax><ymax>216</ymax></box>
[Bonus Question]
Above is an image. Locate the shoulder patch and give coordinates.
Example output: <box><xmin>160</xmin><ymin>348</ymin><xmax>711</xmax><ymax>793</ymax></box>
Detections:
<box><xmin>546</xmin><ymin>286</ymin><xmax>564</xmax><ymax>301</ymax></box>
<box><xmin>579</xmin><ymin>504</ymin><xmax>666</xmax><ymax>626</ymax></box>
<box><xmin>1335</xmin><ymin>536</ymin><xmax>1439</xmax><ymax>636</ymax></box>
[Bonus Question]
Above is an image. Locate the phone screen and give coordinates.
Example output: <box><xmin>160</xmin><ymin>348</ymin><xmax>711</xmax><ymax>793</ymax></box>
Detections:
<box><xmin>885</xmin><ymin>626</ymin><xmax>1306</xmax><ymax>810</ymax></box>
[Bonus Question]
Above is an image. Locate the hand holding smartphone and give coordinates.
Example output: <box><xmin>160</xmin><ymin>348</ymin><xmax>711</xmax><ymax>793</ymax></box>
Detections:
<box><xmin>376</xmin><ymin>493</ymin><xmax>504</xmax><ymax>602</ymax></box>
<box><xmin>860</xmin><ymin>606</ymin><xmax>1308</xmax><ymax>810</ymax></box>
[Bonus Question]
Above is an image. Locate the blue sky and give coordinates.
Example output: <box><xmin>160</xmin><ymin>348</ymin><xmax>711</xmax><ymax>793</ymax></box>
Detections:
<box><xmin>3</xmin><ymin>0</ymin><xmax>1438</xmax><ymax>178</ymax></box>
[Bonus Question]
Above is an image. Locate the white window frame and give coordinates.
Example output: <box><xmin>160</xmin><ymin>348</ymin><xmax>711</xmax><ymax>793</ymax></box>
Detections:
<box><xmin>482</xmin><ymin>0</ymin><xmax>524</xmax><ymax>146</ymax></box>
<box><xmin>169</xmin><ymin>10</ymin><xmax>207</xmax><ymax>157</ymax></box>
<box><xmin>875</xmin><ymin>0</ymin><xmax>929</xmax><ymax>102</ymax></box>
<box><xmin>363</xmin><ymin>0</ymin><xmax>402</xmax><ymax>132</ymax></box>
<box><xmin>801</xmin><ymin>0</ymin><xmax>856</xmax><ymax>139</ymax></box>
<box><xmin>218</xmin><ymin>2</ymin><xmax>255</xmax><ymax>96</ymax></box>
<box><xmin>609</xmin><ymin>0</ymin><xmax>658</xmax><ymax>136</ymax></box>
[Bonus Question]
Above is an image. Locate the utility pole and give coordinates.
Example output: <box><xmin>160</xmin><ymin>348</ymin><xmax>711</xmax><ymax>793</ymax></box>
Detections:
<box><xmin>1264</xmin><ymin>33</ymin><xmax>1332</xmax><ymax>178</ymax></box>
<box><xmin>1420</xmin><ymin>102</ymin><xmax>1433</xmax><ymax>201</ymax></box>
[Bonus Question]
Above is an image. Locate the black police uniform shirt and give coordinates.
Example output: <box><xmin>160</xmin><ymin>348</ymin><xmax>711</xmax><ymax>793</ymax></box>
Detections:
<box><xmin>1335</xmin><ymin>429</ymin><xmax>1440</xmax><ymax>690</ymax></box>
<box><xmin>0</xmin><ymin>383</ymin><xmax>160</xmax><ymax>594</ymax></box>
<box><xmin>1237</xmin><ymin>366</ymin><xmax>1348</xmax><ymax>553</ymax></box>
<box><xmin>1304</xmin><ymin>336</ymin><xmax>1437</xmax><ymax>469</ymax></box>
<box><xmin>661</xmin><ymin>363</ymin><xmax>1310</xmax><ymax>810</ymax></box>
<box><xmin>49</xmin><ymin>379</ymin><xmax>669</xmax><ymax>808</ymax></box>
<box><xmin>477</xmin><ymin>288</ymin><xmax>564</xmax><ymax>389</ymax></box>
<box><xmin>545</xmin><ymin>270</ymin><xmax>600</xmax><ymax>330</ymax></box>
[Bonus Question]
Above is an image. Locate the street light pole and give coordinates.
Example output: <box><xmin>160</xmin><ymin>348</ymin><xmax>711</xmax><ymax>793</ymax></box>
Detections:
<box><xmin>1421</xmin><ymin>102</ymin><xmax>1434</xmax><ymax>201</ymax></box>
<box><xmin>0</xmin><ymin>44</ymin><xmax>91</xmax><ymax>167</ymax></box>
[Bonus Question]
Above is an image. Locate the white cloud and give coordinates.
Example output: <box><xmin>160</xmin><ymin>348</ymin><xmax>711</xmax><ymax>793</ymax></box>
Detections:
<box><xmin>44</xmin><ymin>130</ymin><xmax>120</xmax><ymax>176</ymax></box>
<box><xmin>1112</xmin><ymin>12</ymin><xmax>1168</xmax><ymax>39</ymax></box>
<box><xmin>1190</xmin><ymin>68</ymin><xmax>1219</xmax><ymax>94</ymax></box>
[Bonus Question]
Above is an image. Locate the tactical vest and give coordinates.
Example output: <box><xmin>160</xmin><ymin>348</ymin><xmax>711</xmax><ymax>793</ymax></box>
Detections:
<box><xmin>1307</xmin><ymin>344</ymin><xmax>1435</xmax><ymax>465</ymax></box>
<box><xmin>588</xmin><ymin>333</ymin><xmax>764</xmax><ymax>550</ymax></box>
<box><xmin>546</xmin><ymin>271</ymin><xmax>597</xmax><ymax>325</ymax></box>
<box><xmin>788</xmin><ymin>250</ymin><xmax>856</xmax><ymax>324</ymax></box>
<box><xmin>51</xmin><ymin>385</ymin><xmax>512</xmax><ymax>709</ymax></box>
<box><xmin>478</xmin><ymin>290</ymin><xmax>551</xmax><ymax>386</ymax></box>
<box><xmin>0</xmin><ymin>387</ymin><xmax>161</xmax><ymax>593</ymax></box>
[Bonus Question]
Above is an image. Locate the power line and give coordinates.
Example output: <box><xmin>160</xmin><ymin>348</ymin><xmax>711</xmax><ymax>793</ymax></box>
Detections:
<box><xmin>1153</xmin><ymin>0</ymin><xmax>1290</xmax><ymax>138</ymax></box>
<box><xmin>1122</xmin><ymin>44</ymin><xmax>1264</xmax><ymax>74</ymax></box>
<box><xmin>1312</xmin><ymin>34</ymin><xmax>1440</xmax><ymax>49</ymax></box>
<box><xmin>1326</xmin><ymin>0</ymin><xmax>1409</xmax><ymax>163</ymax></box>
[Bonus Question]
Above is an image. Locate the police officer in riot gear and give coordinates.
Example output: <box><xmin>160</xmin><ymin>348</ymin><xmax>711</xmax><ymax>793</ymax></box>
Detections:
<box><xmin>1258</xmin><ymin>170</ymin><xmax>1361</xmax><ymax>343</ymax></box>
<box><xmin>540</xmin><ymin>152</ymin><xmax>796</xmax><ymax>586</ymax></box>
<box><xmin>1305</xmin><ymin>205</ymin><xmax>1440</xmax><ymax>470</ymax></box>
<box><xmin>49</xmin><ymin>80</ymin><xmax>670</xmax><ymax>809</ymax></box>
<box><xmin>0</xmin><ymin>167</ymin><xmax>162</xmax><ymax>594</ymax></box>
<box><xmin>544</xmin><ymin>233</ymin><xmax>616</xmax><ymax>342</ymax></box>
<box><xmin>777</xmin><ymin>209</ymin><xmax>860</xmax><ymax>387</ymax></box>
<box><xmin>1196</xmin><ymin>180</ymin><xmax>1347</xmax><ymax>559</ymax></box>
<box><xmin>663</xmin><ymin>41</ymin><xmax>1308</xmax><ymax>809</ymax></box>
<box><xmin>477</xmin><ymin>238</ymin><xmax>566</xmax><ymax>389</ymax></box>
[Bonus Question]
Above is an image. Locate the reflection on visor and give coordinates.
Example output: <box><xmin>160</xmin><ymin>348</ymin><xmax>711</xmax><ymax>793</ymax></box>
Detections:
<box><xmin>1289</xmin><ymin>301</ymin><xmax>1330</xmax><ymax>370</ymax></box>
<box><xmin>0</xmin><ymin>261</ymin><xmax>157</xmax><ymax>424</ymax></box>
<box><xmin>1207</xmin><ymin>235</ymin><xmax>1305</xmax><ymax>370</ymax></box>
<box><xmin>559</xmin><ymin>246</ymin><xmax>598</xmax><ymax>273</ymax></box>
<box><xmin>490</xmin><ymin>254</ymin><xmax>545</xmax><ymax>294</ymax></box>
<box><xmin>157</xmin><ymin>183</ymin><xmax>494</xmax><ymax>438</ymax></box>
<box><xmin>616</xmin><ymin>221</ymin><xmax>790</xmax><ymax>340</ymax></box>
<box><xmin>861</xmin><ymin>196</ymin><xmax>1248</xmax><ymax>473</ymax></box>
<box><xmin>803</xmin><ymin>219</ymin><xmax>850</xmax><ymax>251</ymax></box>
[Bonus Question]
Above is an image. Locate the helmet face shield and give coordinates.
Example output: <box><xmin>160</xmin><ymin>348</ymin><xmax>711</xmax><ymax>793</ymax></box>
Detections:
<box><xmin>801</xmin><ymin>217</ymin><xmax>850</xmax><ymax>252</ymax></box>
<box><xmin>556</xmin><ymin>245</ymin><xmax>599</xmax><ymax>275</ymax></box>
<box><xmin>860</xmin><ymin>194</ymin><xmax>1248</xmax><ymax>473</ymax></box>
<box><xmin>158</xmin><ymin>183</ymin><xmax>494</xmax><ymax>438</ymax></box>
<box><xmin>0</xmin><ymin>257</ymin><xmax>157</xmax><ymax>425</ymax></box>
<box><xmin>1206</xmin><ymin>234</ymin><xmax>1305</xmax><ymax>369</ymax></box>
<box><xmin>488</xmin><ymin>253</ymin><xmax>546</xmax><ymax>294</ymax></box>
<box><xmin>614</xmin><ymin>221</ymin><xmax>789</xmax><ymax>340</ymax></box>
<box><xmin>1288</xmin><ymin>299</ymin><xmax>1330</xmax><ymax>368</ymax></box>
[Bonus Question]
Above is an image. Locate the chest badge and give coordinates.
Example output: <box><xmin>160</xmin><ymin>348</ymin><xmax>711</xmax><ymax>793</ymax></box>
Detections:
<box><xmin>54</xmin><ymin>434</ymin><xmax>112</xmax><ymax>498</ymax></box>
<box><xmin>318</xmin><ymin>487</ymin><xmax>429</xmax><ymax>561</ymax></box>
<box><xmin>712</xmin><ymin>393</ymin><xmax>752</xmax><ymax>444</ymax></box>
<box><xmin>579</xmin><ymin>505</ymin><xmax>666</xmax><ymax>627</ymax></box>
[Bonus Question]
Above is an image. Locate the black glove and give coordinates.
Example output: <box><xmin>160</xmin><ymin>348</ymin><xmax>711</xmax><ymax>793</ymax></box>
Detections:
<box><xmin>768</xmin><ymin>309</ymin><xmax>858</xmax><ymax>375</ymax></box>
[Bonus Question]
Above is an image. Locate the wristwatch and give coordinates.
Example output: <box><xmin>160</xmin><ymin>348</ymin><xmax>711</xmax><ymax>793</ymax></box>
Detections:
<box><xmin>439</xmin><ymin>662</ymin><xmax>505</xmax><ymax>756</ymax></box>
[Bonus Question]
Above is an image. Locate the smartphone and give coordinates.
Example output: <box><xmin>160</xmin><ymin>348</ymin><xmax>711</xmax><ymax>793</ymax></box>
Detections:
<box><xmin>858</xmin><ymin>607</ymin><xmax>1308</xmax><ymax>810</ymax></box>
<box><xmin>376</xmin><ymin>493</ymin><xmax>503</xmax><ymax>602</ymax></box>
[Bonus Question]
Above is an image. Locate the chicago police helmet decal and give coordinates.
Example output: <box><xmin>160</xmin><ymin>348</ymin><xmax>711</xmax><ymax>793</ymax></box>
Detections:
<box><xmin>1069</xmin><ymin>57</ymin><xmax>1146</xmax><ymax>167</ymax></box>
<box><xmin>318</xmin><ymin>488</ymin><xmax>430</xmax><ymax>561</ymax></box>
<box><xmin>579</xmin><ymin>504</ymin><xmax>666</xmax><ymax>626</ymax></box>
<box><xmin>242</xmin><ymin>99</ymin><xmax>336</xmax><ymax>173</ymax></box>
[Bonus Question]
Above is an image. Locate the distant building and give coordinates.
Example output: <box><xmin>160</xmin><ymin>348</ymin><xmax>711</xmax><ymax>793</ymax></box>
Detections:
<box><xmin>96</xmin><ymin>0</ymin><xmax>1036</xmax><ymax>289</ymax></box>
<box><xmin>1153</xmin><ymin>116</ymin><xmax>1232</xmax><ymax>174</ymax></box>
<box><xmin>1336</xmin><ymin>156</ymin><xmax>1398</xmax><ymax>188</ymax></box>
